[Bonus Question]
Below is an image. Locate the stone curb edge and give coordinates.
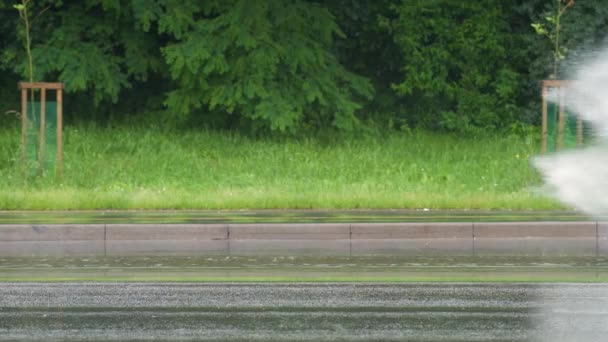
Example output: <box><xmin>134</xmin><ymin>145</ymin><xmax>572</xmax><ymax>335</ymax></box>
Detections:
<box><xmin>0</xmin><ymin>222</ymin><xmax>605</xmax><ymax>257</ymax></box>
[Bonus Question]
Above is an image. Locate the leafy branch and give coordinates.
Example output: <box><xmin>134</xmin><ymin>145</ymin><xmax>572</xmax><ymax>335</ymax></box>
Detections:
<box><xmin>531</xmin><ymin>0</ymin><xmax>574</xmax><ymax>79</ymax></box>
<box><xmin>13</xmin><ymin>0</ymin><xmax>34</xmax><ymax>83</ymax></box>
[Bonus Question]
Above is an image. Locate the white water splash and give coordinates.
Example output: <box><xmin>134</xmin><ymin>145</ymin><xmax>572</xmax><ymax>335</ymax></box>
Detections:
<box><xmin>534</xmin><ymin>50</ymin><xmax>608</xmax><ymax>216</ymax></box>
<box><xmin>535</xmin><ymin>147</ymin><xmax>608</xmax><ymax>215</ymax></box>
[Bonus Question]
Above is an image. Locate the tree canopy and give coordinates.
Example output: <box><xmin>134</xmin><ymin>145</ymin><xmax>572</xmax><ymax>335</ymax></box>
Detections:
<box><xmin>1</xmin><ymin>0</ymin><xmax>606</xmax><ymax>133</ymax></box>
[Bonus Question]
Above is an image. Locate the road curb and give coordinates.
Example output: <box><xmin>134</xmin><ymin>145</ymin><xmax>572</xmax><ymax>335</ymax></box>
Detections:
<box><xmin>0</xmin><ymin>222</ymin><xmax>604</xmax><ymax>257</ymax></box>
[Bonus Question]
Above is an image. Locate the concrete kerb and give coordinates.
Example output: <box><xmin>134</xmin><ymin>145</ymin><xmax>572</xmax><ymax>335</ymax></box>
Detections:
<box><xmin>0</xmin><ymin>224</ymin><xmax>105</xmax><ymax>257</ymax></box>
<box><xmin>0</xmin><ymin>222</ymin><xmax>604</xmax><ymax>257</ymax></box>
<box><xmin>472</xmin><ymin>221</ymin><xmax>598</xmax><ymax>256</ymax></box>
<box><xmin>227</xmin><ymin>223</ymin><xmax>350</xmax><ymax>256</ymax></box>
<box><xmin>350</xmin><ymin>223</ymin><xmax>472</xmax><ymax>256</ymax></box>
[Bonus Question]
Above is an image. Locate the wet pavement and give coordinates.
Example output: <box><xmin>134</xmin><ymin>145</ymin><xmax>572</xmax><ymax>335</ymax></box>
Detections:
<box><xmin>3</xmin><ymin>255</ymin><xmax>608</xmax><ymax>269</ymax></box>
<box><xmin>2</xmin><ymin>256</ymin><xmax>608</xmax><ymax>282</ymax></box>
<box><xmin>0</xmin><ymin>209</ymin><xmax>596</xmax><ymax>224</ymax></box>
<box><xmin>1</xmin><ymin>282</ymin><xmax>607</xmax><ymax>341</ymax></box>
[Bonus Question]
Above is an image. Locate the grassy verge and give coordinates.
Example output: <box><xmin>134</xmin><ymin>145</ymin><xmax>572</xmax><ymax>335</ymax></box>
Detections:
<box><xmin>0</xmin><ymin>125</ymin><xmax>560</xmax><ymax>210</ymax></box>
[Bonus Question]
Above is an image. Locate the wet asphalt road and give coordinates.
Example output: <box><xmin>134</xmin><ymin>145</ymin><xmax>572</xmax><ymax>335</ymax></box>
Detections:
<box><xmin>1</xmin><ymin>283</ymin><xmax>608</xmax><ymax>341</ymax></box>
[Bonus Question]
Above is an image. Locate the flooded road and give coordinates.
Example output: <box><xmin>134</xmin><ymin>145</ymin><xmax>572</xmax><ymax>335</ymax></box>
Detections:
<box><xmin>1</xmin><ymin>282</ymin><xmax>608</xmax><ymax>341</ymax></box>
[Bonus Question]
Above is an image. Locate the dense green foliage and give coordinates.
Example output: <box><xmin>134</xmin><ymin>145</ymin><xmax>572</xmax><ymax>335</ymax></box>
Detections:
<box><xmin>387</xmin><ymin>0</ymin><xmax>521</xmax><ymax>132</ymax></box>
<box><xmin>155</xmin><ymin>0</ymin><xmax>373</xmax><ymax>131</ymax></box>
<box><xmin>0</xmin><ymin>0</ymin><xmax>606</xmax><ymax>132</ymax></box>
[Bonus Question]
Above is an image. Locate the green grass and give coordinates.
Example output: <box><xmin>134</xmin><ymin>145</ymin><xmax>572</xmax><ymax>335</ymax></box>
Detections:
<box><xmin>0</xmin><ymin>124</ymin><xmax>561</xmax><ymax>210</ymax></box>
